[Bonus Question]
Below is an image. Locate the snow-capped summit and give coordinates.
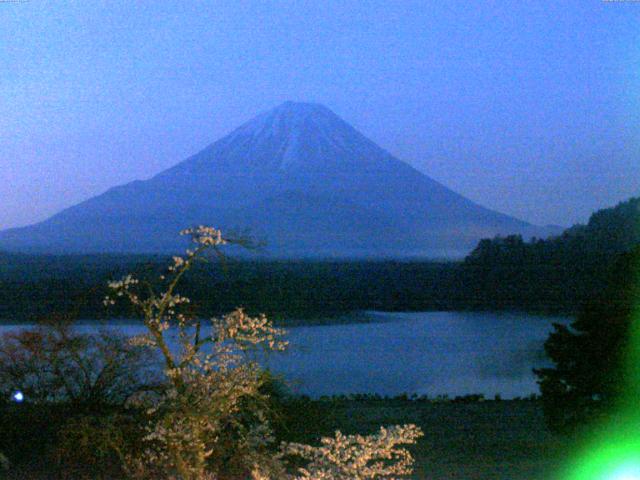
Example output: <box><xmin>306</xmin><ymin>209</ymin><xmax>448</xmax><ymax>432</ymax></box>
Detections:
<box><xmin>229</xmin><ymin>101</ymin><xmax>361</xmax><ymax>171</ymax></box>
<box><xmin>0</xmin><ymin>102</ymin><xmax>554</xmax><ymax>257</ymax></box>
<box><xmin>162</xmin><ymin>101</ymin><xmax>392</xmax><ymax>176</ymax></box>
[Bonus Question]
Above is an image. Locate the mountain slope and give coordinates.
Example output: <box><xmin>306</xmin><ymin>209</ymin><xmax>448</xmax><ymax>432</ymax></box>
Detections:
<box><xmin>0</xmin><ymin>102</ymin><xmax>554</xmax><ymax>257</ymax></box>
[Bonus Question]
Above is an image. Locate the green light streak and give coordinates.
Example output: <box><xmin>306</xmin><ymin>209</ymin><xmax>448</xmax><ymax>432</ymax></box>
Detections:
<box><xmin>563</xmin><ymin>424</ymin><xmax>640</xmax><ymax>480</ymax></box>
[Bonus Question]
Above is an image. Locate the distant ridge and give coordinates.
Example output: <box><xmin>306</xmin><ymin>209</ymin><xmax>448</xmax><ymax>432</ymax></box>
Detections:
<box><xmin>0</xmin><ymin>102</ymin><xmax>558</xmax><ymax>258</ymax></box>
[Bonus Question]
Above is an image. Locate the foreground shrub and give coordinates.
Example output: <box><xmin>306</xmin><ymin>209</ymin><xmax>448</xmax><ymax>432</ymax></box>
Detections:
<box><xmin>52</xmin><ymin>411</ymin><xmax>146</xmax><ymax>478</ymax></box>
<box><xmin>0</xmin><ymin>318</ymin><xmax>155</xmax><ymax>477</ymax></box>
<box><xmin>0</xmin><ymin>317</ymin><xmax>158</xmax><ymax>406</ymax></box>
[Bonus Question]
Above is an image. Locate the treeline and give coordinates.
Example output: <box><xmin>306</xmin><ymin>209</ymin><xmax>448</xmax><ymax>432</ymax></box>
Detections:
<box><xmin>0</xmin><ymin>197</ymin><xmax>638</xmax><ymax>323</ymax></box>
<box><xmin>458</xmin><ymin>197</ymin><xmax>640</xmax><ymax>311</ymax></box>
<box><xmin>0</xmin><ymin>258</ymin><xmax>460</xmax><ymax>322</ymax></box>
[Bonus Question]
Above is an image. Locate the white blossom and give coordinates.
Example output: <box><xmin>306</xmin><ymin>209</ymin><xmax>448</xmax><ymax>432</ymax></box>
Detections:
<box><xmin>285</xmin><ymin>425</ymin><xmax>424</xmax><ymax>480</ymax></box>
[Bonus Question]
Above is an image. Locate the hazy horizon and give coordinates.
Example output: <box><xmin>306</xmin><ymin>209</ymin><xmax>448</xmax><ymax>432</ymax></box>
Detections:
<box><xmin>2</xmin><ymin>1</ymin><xmax>639</xmax><ymax>230</ymax></box>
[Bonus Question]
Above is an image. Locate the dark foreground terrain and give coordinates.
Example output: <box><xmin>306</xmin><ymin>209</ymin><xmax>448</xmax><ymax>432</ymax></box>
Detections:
<box><xmin>2</xmin><ymin>398</ymin><xmax>569</xmax><ymax>480</ymax></box>
<box><xmin>282</xmin><ymin>398</ymin><xmax>567</xmax><ymax>480</ymax></box>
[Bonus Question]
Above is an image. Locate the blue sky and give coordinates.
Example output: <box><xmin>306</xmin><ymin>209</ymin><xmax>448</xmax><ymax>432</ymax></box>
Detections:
<box><xmin>1</xmin><ymin>0</ymin><xmax>639</xmax><ymax>229</ymax></box>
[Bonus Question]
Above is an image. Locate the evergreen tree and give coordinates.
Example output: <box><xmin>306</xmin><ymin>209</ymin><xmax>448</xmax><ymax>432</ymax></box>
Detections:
<box><xmin>535</xmin><ymin>246</ymin><xmax>640</xmax><ymax>432</ymax></box>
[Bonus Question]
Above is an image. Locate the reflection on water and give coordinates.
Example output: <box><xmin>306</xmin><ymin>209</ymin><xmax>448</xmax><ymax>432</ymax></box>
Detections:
<box><xmin>0</xmin><ymin>311</ymin><xmax>569</xmax><ymax>399</ymax></box>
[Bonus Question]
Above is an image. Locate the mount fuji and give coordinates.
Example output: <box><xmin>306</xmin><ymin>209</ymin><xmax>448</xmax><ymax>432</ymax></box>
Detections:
<box><xmin>0</xmin><ymin>102</ymin><xmax>555</xmax><ymax>258</ymax></box>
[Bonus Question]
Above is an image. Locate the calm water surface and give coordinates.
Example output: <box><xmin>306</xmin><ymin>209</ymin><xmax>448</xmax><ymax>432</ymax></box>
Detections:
<box><xmin>0</xmin><ymin>311</ymin><xmax>569</xmax><ymax>399</ymax></box>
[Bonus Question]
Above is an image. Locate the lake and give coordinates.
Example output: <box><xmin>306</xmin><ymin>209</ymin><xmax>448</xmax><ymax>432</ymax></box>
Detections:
<box><xmin>0</xmin><ymin>311</ymin><xmax>569</xmax><ymax>399</ymax></box>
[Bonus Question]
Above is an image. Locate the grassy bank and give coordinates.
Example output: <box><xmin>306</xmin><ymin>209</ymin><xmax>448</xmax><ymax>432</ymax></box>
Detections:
<box><xmin>281</xmin><ymin>398</ymin><xmax>569</xmax><ymax>480</ymax></box>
